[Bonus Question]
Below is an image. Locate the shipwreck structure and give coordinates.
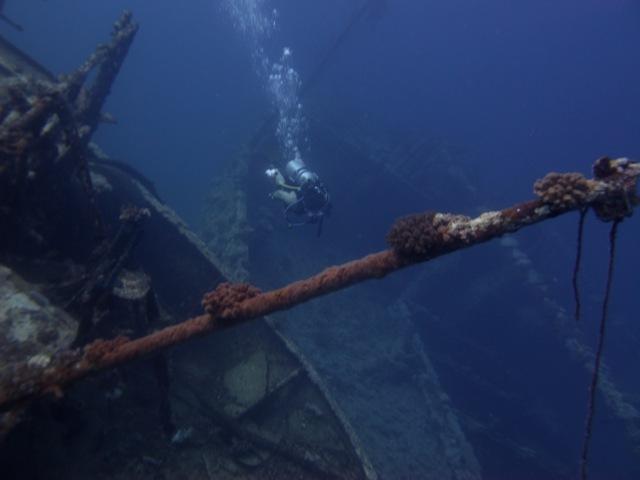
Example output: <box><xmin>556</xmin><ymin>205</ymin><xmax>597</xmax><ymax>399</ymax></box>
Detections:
<box><xmin>0</xmin><ymin>12</ymin><xmax>380</xmax><ymax>480</ymax></box>
<box><xmin>0</xmin><ymin>8</ymin><xmax>639</xmax><ymax>480</ymax></box>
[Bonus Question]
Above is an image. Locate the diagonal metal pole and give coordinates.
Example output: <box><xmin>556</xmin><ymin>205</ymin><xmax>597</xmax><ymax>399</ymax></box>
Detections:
<box><xmin>0</xmin><ymin>157</ymin><xmax>637</xmax><ymax>413</ymax></box>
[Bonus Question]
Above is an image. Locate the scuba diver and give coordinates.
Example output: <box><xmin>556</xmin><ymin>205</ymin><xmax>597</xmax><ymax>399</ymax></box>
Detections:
<box><xmin>0</xmin><ymin>0</ymin><xmax>23</xmax><ymax>31</ymax></box>
<box><xmin>266</xmin><ymin>155</ymin><xmax>331</xmax><ymax>236</ymax></box>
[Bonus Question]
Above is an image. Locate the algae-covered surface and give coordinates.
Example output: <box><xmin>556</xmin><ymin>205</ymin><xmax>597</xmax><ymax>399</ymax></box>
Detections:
<box><xmin>0</xmin><ymin>265</ymin><xmax>77</xmax><ymax>371</ymax></box>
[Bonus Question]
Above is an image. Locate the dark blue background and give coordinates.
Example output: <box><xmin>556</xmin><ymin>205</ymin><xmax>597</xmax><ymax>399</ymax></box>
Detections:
<box><xmin>4</xmin><ymin>0</ymin><xmax>639</xmax><ymax>219</ymax></box>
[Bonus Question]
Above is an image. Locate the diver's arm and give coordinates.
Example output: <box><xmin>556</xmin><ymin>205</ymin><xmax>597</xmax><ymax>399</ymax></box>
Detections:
<box><xmin>271</xmin><ymin>189</ymin><xmax>298</xmax><ymax>205</ymax></box>
<box><xmin>266</xmin><ymin>168</ymin><xmax>300</xmax><ymax>190</ymax></box>
<box><xmin>274</xmin><ymin>169</ymin><xmax>301</xmax><ymax>190</ymax></box>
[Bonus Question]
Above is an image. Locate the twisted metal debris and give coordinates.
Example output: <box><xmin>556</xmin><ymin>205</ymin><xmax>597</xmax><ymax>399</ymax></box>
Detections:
<box><xmin>0</xmin><ymin>156</ymin><xmax>637</xmax><ymax>414</ymax></box>
<box><xmin>0</xmin><ymin>11</ymin><xmax>138</xmax><ymax>254</ymax></box>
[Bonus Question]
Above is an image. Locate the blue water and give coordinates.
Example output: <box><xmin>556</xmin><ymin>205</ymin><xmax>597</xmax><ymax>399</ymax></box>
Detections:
<box><xmin>4</xmin><ymin>0</ymin><xmax>640</xmax><ymax>478</ymax></box>
<box><xmin>5</xmin><ymin>1</ymin><xmax>640</xmax><ymax>218</ymax></box>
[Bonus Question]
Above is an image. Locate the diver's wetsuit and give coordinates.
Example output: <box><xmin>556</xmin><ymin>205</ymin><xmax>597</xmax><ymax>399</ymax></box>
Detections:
<box><xmin>267</xmin><ymin>157</ymin><xmax>331</xmax><ymax>234</ymax></box>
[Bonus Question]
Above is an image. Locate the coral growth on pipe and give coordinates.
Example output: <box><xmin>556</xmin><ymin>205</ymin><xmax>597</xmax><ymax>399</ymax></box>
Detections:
<box><xmin>0</xmin><ymin>157</ymin><xmax>638</xmax><ymax>414</ymax></box>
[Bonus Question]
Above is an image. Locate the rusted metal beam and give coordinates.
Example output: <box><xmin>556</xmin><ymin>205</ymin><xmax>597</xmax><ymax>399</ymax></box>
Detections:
<box><xmin>0</xmin><ymin>157</ymin><xmax>637</xmax><ymax>414</ymax></box>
